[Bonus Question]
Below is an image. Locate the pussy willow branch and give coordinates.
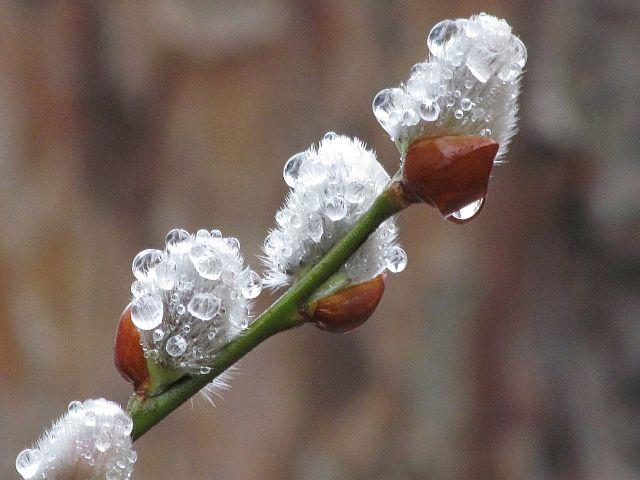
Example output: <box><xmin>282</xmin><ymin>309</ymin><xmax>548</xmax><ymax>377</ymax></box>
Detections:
<box><xmin>127</xmin><ymin>180</ymin><xmax>409</xmax><ymax>441</ymax></box>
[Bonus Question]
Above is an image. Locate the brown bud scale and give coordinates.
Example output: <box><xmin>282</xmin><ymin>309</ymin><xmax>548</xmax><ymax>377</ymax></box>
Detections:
<box><xmin>114</xmin><ymin>306</ymin><xmax>149</xmax><ymax>392</ymax></box>
<box><xmin>309</xmin><ymin>274</ymin><xmax>386</xmax><ymax>333</ymax></box>
<box><xmin>402</xmin><ymin>135</ymin><xmax>498</xmax><ymax>219</ymax></box>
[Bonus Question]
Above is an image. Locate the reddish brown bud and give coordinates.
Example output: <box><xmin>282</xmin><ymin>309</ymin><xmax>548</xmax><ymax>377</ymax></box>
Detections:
<box><xmin>402</xmin><ymin>135</ymin><xmax>498</xmax><ymax>222</ymax></box>
<box><xmin>114</xmin><ymin>306</ymin><xmax>149</xmax><ymax>392</ymax></box>
<box><xmin>308</xmin><ymin>274</ymin><xmax>386</xmax><ymax>333</ymax></box>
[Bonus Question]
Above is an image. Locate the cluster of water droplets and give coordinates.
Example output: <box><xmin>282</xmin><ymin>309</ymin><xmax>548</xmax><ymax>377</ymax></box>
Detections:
<box><xmin>372</xmin><ymin>13</ymin><xmax>526</xmax><ymax>159</ymax></box>
<box><xmin>262</xmin><ymin>133</ymin><xmax>406</xmax><ymax>289</ymax></box>
<box><xmin>129</xmin><ymin>228</ymin><xmax>260</xmax><ymax>375</ymax></box>
<box><xmin>16</xmin><ymin>399</ymin><xmax>136</xmax><ymax>480</ymax></box>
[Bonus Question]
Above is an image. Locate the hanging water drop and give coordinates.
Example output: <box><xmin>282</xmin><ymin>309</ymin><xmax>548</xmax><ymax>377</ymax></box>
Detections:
<box><xmin>385</xmin><ymin>246</ymin><xmax>407</xmax><ymax>273</ymax></box>
<box><xmin>447</xmin><ymin>198</ymin><xmax>485</xmax><ymax>224</ymax></box>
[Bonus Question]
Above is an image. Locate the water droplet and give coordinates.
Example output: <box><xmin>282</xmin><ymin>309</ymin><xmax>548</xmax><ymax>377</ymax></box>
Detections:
<box><xmin>130</xmin><ymin>294</ymin><xmax>164</xmax><ymax>330</ymax></box>
<box><xmin>454</xmin><ymin>109</ymin><xmax>464</xmax><ymax>119</ymax></box>
<box><xmin>189</xmin><ymin>244</ymin><xmax>223</xmax><ymax>280</ymax></box>
<box><xmin>480</xmin><ymin>128</ymin><xmax>492</xmax><ymax>136</ymax></box>
<box><xmin>152</xmin><ymin>328</ymin><xmax>164</xmax><ymax>342</ymax></box>
<box><xmin>210</xmin><ymin>229</ymin><xmax>222</xmax><ymax>238</ymax></box>
<box><xmin>283</xmin><ymin>152</ymin><xmax>307</xmax><ymax>187</ymax></box>
<box><xmin>207</xmin><ymin>331</ymin><xmax>217</xmax><ymax>340</ymax></box>
<box><xmin>512</xmin><ymin>36</ymin><xmax>527</xmax><ymax>68</ymax></box>
<box><xmin>466</xmin><ymin>46</ymin><xmax>493</xmax><ymax>83</ymax></box>
<box><xmin>325</xmin><ymin>197</ymin><xmax>347</xmax><ymax>221</ymax></box>
<box><xmin>165</xmin><ymin>228</ymin><xmax>191</xmax><ymax>254</ymax></box>
<box><xmin>177</xmin><ymin>304</ymin><xmax>186</xmax><ymax>315</ymax></box>
<box><xmin>447</xmin><ymin>198</ymin><xmax>485</xmax><ymax>224</ymax></box>
<box><xmin>401</xmin><ymin>109</ymin><xmax>419</xmax><ymax>127</ymax></box>
<box><xmin>372</xmin><ymin>88</ymin><xmax>394</xmax><ymax>126</ymax></box>
<box><xmin>200</xmin><ymin>366</ymin><xmax>211</xmax><ymax>374</ymax></box>
<box><xmin>155</xmin><ymin>259</ymin><xmax>177</xmax><ymax>290</ymax></box>
<box><xmin>386</xmin><ymin>246</ymin><xmax>407</xmax><ymax>273</ymax></box>
<box><xmin>16</xmin><ymin>449</ymin><xmax>40</xmax><ymax>479</ymax></box>
<box><xmin>427</xmin><ymin>19</ymin><xmax>459</xmax><ymax>58</ymax></box>
<box><xmin>84</xmin><ymin>411</ymin><xmax>97</xmax><ymax>427</ymax></box>
<box><xmin>195</xmin><ymin>229</ymin><xmax>210</xmax><ymax>243</ymax></box>
<box><xmin>166</xmin><ymin>334</ymin><xmax>187</xmax><ymax>357</ymax></box>
<box><xmin>302</xmin><ymin>191</ymin><xmax>321</xmax><ymax>210</ymax></box>
<box><xmin>67</xmin><ymin>400</ymin><xmax>84</xmax><ymax>414</ymax></box>
<box><xmin>290</xmin><ymin>213</ymin><xmax>303</xmax><ymax>228</ymax></box>
<box><xmin>323</xmin><ymin>131</ymin><xmax>338</xmax><ymax>141</ymax></box>
<box><xmin>345</xmin><ymin>182</ymin><xmax>366</xmax><ymax>204</ymax></box>
<box><xmin>419</xmin><ymin>100</ymin><xmax>440</xmax><ymax>121</ymax></box>
<box><xmin>226</xmin><ymin>237</ymin><xmax>240</xmax><ymax>251</ymax></box>
<box><xmin>95</xmin><ymin>432</ymin><xmax>110</xmax><ymax>453</ymax></box>
<box><xmin>298</xmin><ymin>160</ymin><xmax>327</xmax><ymax>186</ymax></box>
<box><xmin>372</xmin><ymin>88</ymin><xmax>407</xmax><ymax>132</ymax></box>
<box><xmin>240</xmin><ymin>270</ymin><xmax>262</xmax><ymax>299</ymax></box>
<box><xmin>497</xmin><ymin>62</ymin><xmax>520</xmax><ymax>82</ymax></box>
<box><xmin>131</xmin><ymin>280</ymin><xmax>151</xmax><ymax>298</ymax></box>
<box><xmin>308</xmin><ymin>215</ymin><xmax>323</xmax><ymax>243</ymax></box>
<box><xmin>461</xmin><ymin>98</ymin><xmax>473</xmax><ymax>111</ymax></box>
<box><xmin>188</xmin><ymin>293</ymin><xmax>221</xmax><ymax>320</ymax></box>
<box><xmin>464</xmin><ymin>78</ymin><xmax>474</xmax><ymax>89</ymax></box>
<box><xmin>116</xmin><ymin>412</ymin><xmax>133</xmax><ymax>436</ymax></box>
<box><xmin>132</xmin><ymin>249</ymin><xmax>164</xmax><ymax>281</ymax></box>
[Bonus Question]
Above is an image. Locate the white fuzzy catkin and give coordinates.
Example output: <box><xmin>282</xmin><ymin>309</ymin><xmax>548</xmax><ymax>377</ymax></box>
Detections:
<box><xmin>16</xmin><ymin>399</ymin><xmax>136</xmax><ymax>480</ymax></box>
<box><xmin>262</xmin><ymin>133</ymin><xmax>406</xmax><ymax>289</ymax></box>
<box><xmin>373</xmin><ymin>13</ymin><xmax>526</xmax><ymax>161</ymax></box>
<box><xmin>129</xmin><ymin>228</ymin><xmax>260</xmax><ymax>375</ymax></box>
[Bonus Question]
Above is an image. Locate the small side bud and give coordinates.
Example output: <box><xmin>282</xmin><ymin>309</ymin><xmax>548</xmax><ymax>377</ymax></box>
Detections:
<box><xmin>114</xmin><ymin>306</ymin><xmax>149</xmax><ymax>392</ymax></box>
<box><xmin>307</xmin><ymin>274</ymin><xmax>386</xmax><ymax>333</ymax></box>
<box><xmin>402</xmin><ymin>135</ymin><xmax>498</xmax><ymax>222</ymax></box>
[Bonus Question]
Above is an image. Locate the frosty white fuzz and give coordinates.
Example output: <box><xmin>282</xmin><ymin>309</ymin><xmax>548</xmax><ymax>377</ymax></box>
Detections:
<box><xmin>16</xmin><ymin>398</ymin><xmax>136</xmax><ymax>480</ymax></box>
<box><xmin>263</xmin><ymin>133</ymin><xmax>405</xmax><ymax>289</ymax></box>
<box><xmin>129</xmin><ymin>228</ymin><xmax>260</xmax><ymax>375</ymax></box>
<box><xmin>373</xmin><ymin>13</ymin><xmax>526</xmax><ymax>160</ymax></box>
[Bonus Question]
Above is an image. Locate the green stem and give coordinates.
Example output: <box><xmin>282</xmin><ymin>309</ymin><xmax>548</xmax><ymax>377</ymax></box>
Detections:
<box><xmin>128</xmin><ymin>182</ymin><xmax>408</xmax><ymax>441</ymax></box>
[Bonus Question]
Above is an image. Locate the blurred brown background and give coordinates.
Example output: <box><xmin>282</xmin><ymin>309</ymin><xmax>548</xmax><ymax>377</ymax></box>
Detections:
<box><xmin>1</xmin><ymin>1</ymin><xmax>639</xmax><ymax>479</ymax></box>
